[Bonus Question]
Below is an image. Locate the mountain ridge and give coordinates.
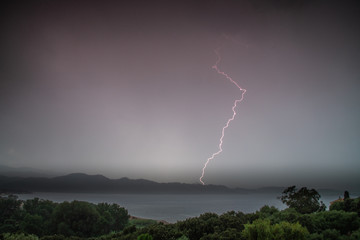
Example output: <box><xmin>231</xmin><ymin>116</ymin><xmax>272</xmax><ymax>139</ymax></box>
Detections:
<box><xmin>0</xmin><ymin>173</ymin><xmax>280</xmax><ymax>194</ymax></box>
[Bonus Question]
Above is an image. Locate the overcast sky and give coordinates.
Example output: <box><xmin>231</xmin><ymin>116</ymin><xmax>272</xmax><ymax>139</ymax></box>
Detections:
<box><xmin>1</xmin><ymin>0</ymin><xmax>359</xmax><ymax>190</ymax></box>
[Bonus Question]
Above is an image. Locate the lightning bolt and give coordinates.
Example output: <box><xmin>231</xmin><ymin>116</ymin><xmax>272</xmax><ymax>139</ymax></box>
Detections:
<box><xmin>200</xmin><ymin>46</ymin><xmax>247</xmax><ymax>185</ymax></box>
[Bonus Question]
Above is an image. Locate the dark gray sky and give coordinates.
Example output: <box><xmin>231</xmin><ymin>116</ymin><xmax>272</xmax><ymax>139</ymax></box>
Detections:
<box><xmin>1</xmin><ymin>0</ymin><xmax>360</xmax><ymax>190</ymax></box>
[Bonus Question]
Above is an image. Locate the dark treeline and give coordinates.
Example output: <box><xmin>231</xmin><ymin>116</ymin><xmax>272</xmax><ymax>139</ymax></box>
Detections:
<box><xmin>1</xmin><ymin>186</ymin><xmax>360</xmax><ymax>240</ymax></box>
<box><xmin>0</xmin><ymin>196</ymin><xmax>129</xmax><ymax>239</ymax></box>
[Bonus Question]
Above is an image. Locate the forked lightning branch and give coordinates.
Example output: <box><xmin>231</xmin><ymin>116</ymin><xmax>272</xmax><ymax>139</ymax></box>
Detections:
<box><xmin>200</xmin><ymin>45</ymin><xmax>246</xmax><ymax>185</ymax></box>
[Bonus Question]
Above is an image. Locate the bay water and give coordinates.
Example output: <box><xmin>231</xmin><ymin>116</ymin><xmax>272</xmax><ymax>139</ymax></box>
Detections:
<box><xmin>17</xmin><ymin>190</ymin><xmax>349</xmax><ymax>223</ymax></box>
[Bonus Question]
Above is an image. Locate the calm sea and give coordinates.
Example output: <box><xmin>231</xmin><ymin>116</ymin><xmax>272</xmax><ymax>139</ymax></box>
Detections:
<box><xmin>17</xmin><ymin>191</ymin><xmax>353</xmax><ymax>223</ymax></box>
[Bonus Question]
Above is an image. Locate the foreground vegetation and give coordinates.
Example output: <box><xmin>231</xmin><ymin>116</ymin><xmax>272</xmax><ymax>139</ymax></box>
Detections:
<box><xmin>1</xmin><ymin>186</ymin><xmax>360</xmax><ymax>240</ymax></box>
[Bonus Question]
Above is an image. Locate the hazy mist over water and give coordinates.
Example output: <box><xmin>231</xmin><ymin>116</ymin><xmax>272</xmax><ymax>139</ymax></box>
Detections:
<box><xmin>17</xmin><ymin>190</ymin><xmax>359</xmax><ymax>223</ymax></box>
<box><xmin>17</xmin><ymin>192</ymin><xmax>288</xmax><ymax>223</ymax></box>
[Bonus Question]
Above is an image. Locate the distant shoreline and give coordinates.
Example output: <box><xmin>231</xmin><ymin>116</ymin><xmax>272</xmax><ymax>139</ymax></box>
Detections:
<box><xmin>0</xmin><ymin>173</ymin><xmax>286</xmax><ymax>194</ymax></box>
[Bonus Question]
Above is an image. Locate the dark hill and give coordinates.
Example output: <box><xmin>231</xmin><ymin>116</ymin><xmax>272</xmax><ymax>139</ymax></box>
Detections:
<box><xmin>0</xmin><ymin>173</ymin><xmax>256</xmax><ymax>194</ymax></box>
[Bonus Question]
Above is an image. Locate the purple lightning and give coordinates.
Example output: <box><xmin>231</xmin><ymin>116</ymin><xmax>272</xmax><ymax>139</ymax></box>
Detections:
<box><xmin>200</xmin><ymin>47</ymin><xmax>247</xmax><ymax>185</ymax></box>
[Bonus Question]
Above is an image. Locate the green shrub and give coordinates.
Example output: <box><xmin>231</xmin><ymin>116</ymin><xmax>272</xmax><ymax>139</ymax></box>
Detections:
<box><xmin>138</xmin><ymin>233</ymin><xmax>153</xmax><ymax>240</ymax></box>
<box><xmin>242</xmin><ymin>218</ymin><xmax>309</xmax><ymax>240</ymax></box>
<box><xmin>242</xmin><ymin>219</ymin><xmax>273</xmax><ymax>240</ymax></box>
<box><xmin>3</xmin><ymin>233</ymin><xmax>39</xmax><ymax>240</ymax></box>
<box><xmin>321</xmin><ymin>229</ymin><xmax>340</xmax><ymax>240</ymax></box>
<box><xmin>40</xmin><ymin>235</ymin><xmax>66</xmax><ymax>240</ymax></box>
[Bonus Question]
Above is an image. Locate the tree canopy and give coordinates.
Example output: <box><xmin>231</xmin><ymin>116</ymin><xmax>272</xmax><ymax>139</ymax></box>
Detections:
<box><xmin>280</xmin><ymin>186</ymin><xmax>326</xmax><ymax>214</ymax></box>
